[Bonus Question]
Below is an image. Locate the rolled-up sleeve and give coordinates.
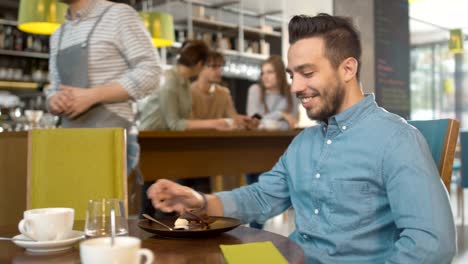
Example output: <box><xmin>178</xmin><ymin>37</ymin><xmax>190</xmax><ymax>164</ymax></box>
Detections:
<box><xmin>113</xmin><ymin>5</ymin><xmax>161</xmax><ymax>100</ymax></box>
<box><xmin>383</xmin><ymin>127</ymin><xmax>456</xmax><ymax>263</ymax></box>
<box><xmin>216</xmin><ymin>150</ymin><xmax>292</xmax><ymax>224</ymax></box>
<box><xmin>46</xmin><ymin>29</ymin><xmax>61</xmax><ymax>101</ymax></box>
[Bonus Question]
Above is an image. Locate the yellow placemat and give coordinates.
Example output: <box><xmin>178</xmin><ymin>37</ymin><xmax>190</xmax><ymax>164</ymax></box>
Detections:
<box><xmin>220</xmin><ymin>241</ymin><xmax>288</xmax><ymax>264</ymax></box>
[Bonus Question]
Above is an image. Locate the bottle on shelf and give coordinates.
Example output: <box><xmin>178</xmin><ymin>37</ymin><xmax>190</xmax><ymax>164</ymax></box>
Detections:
<box><xmin>13</xmin><ymin>28</ymin><xmax>24</xmax><ymax>51</ymax></box>
<box><xmin>25</xmin><ymin>35</ymin><xmax>34</xmax><ymax>52</ymax></box>
<box><xmin>33</xmin><ymin>35</ymin><xmax>43</xmax><ymax>53</ymax></box>
<box><xmin>3</xmin><ymin>26</ymin><xmax>13</xmax><ymax>50</ymax></box>
<box><xmin>0</xmin><ymin>24</ymin><xmax>4</xmax><ymax>50</ymax></box>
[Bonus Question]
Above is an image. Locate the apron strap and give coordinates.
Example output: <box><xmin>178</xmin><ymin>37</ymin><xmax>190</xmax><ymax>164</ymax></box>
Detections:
<box><xmin>57</xmin><ymin>4</ymin><xmax>114</xmax><ymax>51</ymax></box>
<box><xmin>85</xmin><ymin>4</ymin><xmax>114</xmax><ymax>47</ymax></box>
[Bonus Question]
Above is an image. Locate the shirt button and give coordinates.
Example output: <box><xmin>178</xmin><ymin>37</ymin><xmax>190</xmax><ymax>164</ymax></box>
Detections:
<box><xmin>326</xmin><ymin>139</ymin><xmax>332</xmax><ymax>144</ymax></box>
<box><xmin>314</xmin><ymin>208</ymin><xmax>319</xmax><ymax>214</ymax></box>
<box><xmin>342</xmin><ymin>125</ymin><xmax>347</xmax><ymax>130</ymax></box>
<box><xmin>323</xmin><ymin>126</ymin><xmax>326</xmax><ymax>131</ymax></box>
<box><xmin>315</xmin><ymin>173</ymin><xmax>321</xmax><ymax>179</ymax></box>
<box><xmin>302</xmin><ymin>234</ymin><xmax>309</xmax><ymax>240</ymax></box>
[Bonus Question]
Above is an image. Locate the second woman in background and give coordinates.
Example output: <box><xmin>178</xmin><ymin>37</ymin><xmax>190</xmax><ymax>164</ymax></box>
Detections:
<box><xmin>246</xmin><ymin>55</ymin><xmax>298</xmax><ymax>130</ymax></box>
<box><xmin>245</xmin><ymin>55</ymin><xmax>299</xmax><ymax>229</ymax></box>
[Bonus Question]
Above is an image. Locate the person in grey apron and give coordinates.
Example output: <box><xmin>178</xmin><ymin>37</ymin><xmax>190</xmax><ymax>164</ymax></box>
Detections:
<box><xmin>55</xmin><ymin>5</ymin><xmax>139</xmax><ymax>175</ymax></box>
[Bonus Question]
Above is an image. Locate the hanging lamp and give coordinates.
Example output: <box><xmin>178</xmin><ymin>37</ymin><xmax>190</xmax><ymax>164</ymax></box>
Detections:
<box><xmin>18</xmin><ymin>0</ymin><xmax>67</xmax><ymax>35</ymax></box>
<box><xmin>140</xmin><ymin>11</ymin><xmax>175</xmax><ymax>47</ymax></box>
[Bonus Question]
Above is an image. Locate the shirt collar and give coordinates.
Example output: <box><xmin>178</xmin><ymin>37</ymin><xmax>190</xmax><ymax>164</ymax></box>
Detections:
<box><xmin>65</xmin><ymin>0</ymin><xmax>101</xmax><ymax>21</ymax></box>
<box><xmin>320</xmin><ymin>94</ymin><xmax>377</xmax><ymax>132</ymax></box>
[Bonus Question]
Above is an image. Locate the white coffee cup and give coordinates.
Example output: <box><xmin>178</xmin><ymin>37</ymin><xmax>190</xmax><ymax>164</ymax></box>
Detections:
<box><xmin>80</xmin><ymin>237</ymin><xmax>154</xmax><ymax>264</ymax></box>
<box><xmin>18</xmin><ymin>208</ymin><xmax>74</xmax><ymax>241</ymax></box>
<box><xmin>260</xmin><ymin>119</ymin><xmax>281</xmax><ymax>130</ymax></box>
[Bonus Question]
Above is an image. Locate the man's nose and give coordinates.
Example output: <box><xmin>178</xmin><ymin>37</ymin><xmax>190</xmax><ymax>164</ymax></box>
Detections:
<box><xmin>290</xmin><ymin>76</ymin><xmax>305</xmax><ymax>93</ymax></box>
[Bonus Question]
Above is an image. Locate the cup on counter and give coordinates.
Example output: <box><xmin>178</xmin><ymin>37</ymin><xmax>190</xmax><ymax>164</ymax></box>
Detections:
<box><xmin>80</xmin><ymin>237</ymin><xmax>154</xmax><ymax>264</ymax></box>
<box><xmin>18</xmin><ymin>208</ymin><xmax>74</xmax><ymax>241</ymax></box>
<box><xmin>259</xmin><ymin>119</ymin><xmax>281</xmax><ymax>130</ymax></box>
<box><xmin>84</xmin><ymin>198</ymin><xmax>128</xmax><ymax>238</ymax></box>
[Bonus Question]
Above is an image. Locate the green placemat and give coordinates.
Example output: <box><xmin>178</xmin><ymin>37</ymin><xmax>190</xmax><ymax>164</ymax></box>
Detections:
<box><xmin>220</xmin><ymin>241</ymin><xmax>288</xmax><ymax>264</ymax></box>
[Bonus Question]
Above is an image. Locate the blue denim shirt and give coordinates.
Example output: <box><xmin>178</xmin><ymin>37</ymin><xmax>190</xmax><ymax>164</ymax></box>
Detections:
<box><xmin>217</xmin><ymin>94</ymin><xmax>456</xmax><ymax>264</ymax></box>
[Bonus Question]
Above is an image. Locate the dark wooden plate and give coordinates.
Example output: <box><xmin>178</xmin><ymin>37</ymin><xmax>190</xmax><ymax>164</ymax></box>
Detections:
<box><xmin>137</xmin><ymin>217</ymin><xmax>241</xmax><ymax>238</ymax></box>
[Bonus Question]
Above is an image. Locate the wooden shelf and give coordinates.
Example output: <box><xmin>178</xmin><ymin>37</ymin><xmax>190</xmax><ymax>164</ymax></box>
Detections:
<box><xmin>220</xmin><ymin>49</ymin><xmax>268</xmax><ymax>60</ymax></box>
<box><xmin>243</xmin><ymin>26</ymin><xmax>281</xmax><ymax>38</ymax></box>
<box><xmin>177</xmin><ymin>17</ymin><xmax>237</xmax><ymax>31</ymax></box>
<box><xmin>0</xmin><ymin>19</ymin><xmax>18</xmax><ymax>26</ymax></box>
<box><xmin>177</xmin><ymin>18</ymin><xmax>281</xmax><ymax>38</ymax></box>
<box><xmin>0</xmin><ymin>49</ymin><xmax>49</xmax><ymax>59</ymax></box>
<box><xmin>0</xmin><ymin>81</ymin><xmax>39</xmax><ymax>90</ymax></box>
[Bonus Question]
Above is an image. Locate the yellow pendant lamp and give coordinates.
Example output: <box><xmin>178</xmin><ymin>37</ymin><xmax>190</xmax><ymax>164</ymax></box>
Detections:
<box><xmin>18</xmin><ymin>0</ymin><xmax>67</xmax><ymax>35</ymax></box>
<box><xmin>140</xmin><ymin>11</ymin><xmax>175</xmax><ymax>47</ymax></box>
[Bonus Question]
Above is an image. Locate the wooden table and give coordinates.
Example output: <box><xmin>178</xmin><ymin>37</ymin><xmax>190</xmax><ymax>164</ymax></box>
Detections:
<box><xmin>0</xmin><ymin>220</ymin><xmax>306</xmax><ymax>264</ymax></box>
<box><xmin>139</xmin><ymin>130</ymin><xmax>300</xmax><ymax>181</ymax></box>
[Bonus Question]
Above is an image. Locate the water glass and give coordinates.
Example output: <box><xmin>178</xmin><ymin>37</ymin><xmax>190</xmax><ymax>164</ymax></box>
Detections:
<box><xmin>84</xmin><ymin>198</ymin><xmax>128</xmax><ymax>238</ymax></box>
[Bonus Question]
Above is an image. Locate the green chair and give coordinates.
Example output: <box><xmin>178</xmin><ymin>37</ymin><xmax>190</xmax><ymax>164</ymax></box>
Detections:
<box><xmin>27</xmin><ymin>128</ymin><xmax>128</xmax><ymax>221</ymax></box>
<box><xmin>408</xmin><ymin>119</ymin><xmax>460</xmax><ymax>192</ymax></box>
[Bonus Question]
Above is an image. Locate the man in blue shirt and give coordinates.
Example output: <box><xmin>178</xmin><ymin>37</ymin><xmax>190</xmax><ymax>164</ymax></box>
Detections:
<box><xmin>147</xmin><ymin>14</ymin><xmax>456</xmax><ymax>263</ymax></box>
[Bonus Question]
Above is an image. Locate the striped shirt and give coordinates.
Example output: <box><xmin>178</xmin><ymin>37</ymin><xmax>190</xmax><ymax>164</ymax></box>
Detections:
<box><xmin>47</xmin><ymin>0</ymin><xmax>161</xmax><ymax>123</ymax></box>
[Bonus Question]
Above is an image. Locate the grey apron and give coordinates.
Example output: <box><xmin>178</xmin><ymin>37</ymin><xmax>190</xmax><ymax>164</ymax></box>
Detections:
<box><xmin>56</xmin><ymin>5</ymin><xmax>141</xmax><ymax>177</ymax></box>
<box><xmin>56</xmin><ymin>4</ymin><xmax>130</xmax><ymax>129</ymax></box>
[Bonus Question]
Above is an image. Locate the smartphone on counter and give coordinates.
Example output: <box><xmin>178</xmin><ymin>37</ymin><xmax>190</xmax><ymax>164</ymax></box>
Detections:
<box><xmin>251</xmin><ymin>113</ymin><xmax>263</xmax><ymax>120</ymax></box>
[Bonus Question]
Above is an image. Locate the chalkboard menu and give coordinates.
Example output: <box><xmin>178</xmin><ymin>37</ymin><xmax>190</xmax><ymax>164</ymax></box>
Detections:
<box><xmin>374</xmin><ymin>0</ymin><xmax>410</xmax><ymax>119</ymax></box>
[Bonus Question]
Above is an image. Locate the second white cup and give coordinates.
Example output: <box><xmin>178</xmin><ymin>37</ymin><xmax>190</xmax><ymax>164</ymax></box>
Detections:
<box><xmin>18</xmin><ymin>208</ymin><xmax>74</xmax><ymax>241</ymax></box>
<box><xmin>80</xmin><ymin>236</ymin><xmax>154</xmax><ymax>264</ymax></box>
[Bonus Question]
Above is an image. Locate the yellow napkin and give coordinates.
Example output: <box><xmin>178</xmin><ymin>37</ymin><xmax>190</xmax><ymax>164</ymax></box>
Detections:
<box><xmin>220</xmin><ymin>241</ymin><xmax>288</xmax><ymax>264</ymax></box>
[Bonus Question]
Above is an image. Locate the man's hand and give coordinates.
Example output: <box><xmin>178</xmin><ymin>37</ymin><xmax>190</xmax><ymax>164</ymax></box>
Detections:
<box><xmin>61</xmin><ymin>85</ymin><xmax>99</xmax><ymax>119</ymax></box>
<box><xmin>147</xmin><ymin>179</ymin><xmax>204</xmax><ymax>213</ymax></box>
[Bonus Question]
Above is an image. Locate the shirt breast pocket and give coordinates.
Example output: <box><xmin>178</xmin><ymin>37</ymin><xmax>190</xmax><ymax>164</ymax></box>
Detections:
<box><xmin>328</xmin><ymin>180</ymin><xmax>375</xmax><ymax>231</ymax></box>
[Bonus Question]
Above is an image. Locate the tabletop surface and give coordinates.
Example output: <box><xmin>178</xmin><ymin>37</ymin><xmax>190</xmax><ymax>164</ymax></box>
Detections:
<box><xmin>0</xmin><ymin>219</ymin><xmax>306</xmax><ymax>264</ymax></box>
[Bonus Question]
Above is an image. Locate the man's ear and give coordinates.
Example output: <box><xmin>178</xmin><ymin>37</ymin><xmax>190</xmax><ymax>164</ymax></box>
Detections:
<box><xmin>339</xmin><ymin>57</ymin><xmax>358</xmax><ymax>82</ymax></box>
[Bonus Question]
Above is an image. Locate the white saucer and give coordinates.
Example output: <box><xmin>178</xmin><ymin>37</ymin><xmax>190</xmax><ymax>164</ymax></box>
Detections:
<box><xmin>13</xmin><ymin>230</ymin><xmax>85</xmax><ymax>253</ymax></box>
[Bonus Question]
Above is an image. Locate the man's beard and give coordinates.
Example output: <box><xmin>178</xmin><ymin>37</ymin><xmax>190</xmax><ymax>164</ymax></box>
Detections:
<box><xmin>306</xmin><ymin>80</ymin><xmax>345</xmax><ymax>122</ymax></box>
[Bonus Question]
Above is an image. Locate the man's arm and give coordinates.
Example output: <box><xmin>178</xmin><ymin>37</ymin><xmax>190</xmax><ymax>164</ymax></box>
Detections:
<box><xmin>158</xmin><ymin>84</ymin><xmax>188</xmax><ymax>131</ymax></box>
<box><xmin>113</xmin><ymin>4</ymin><xmax>161</xmax><ymax>100</ymax></box>
<box><xmin>148</xmin><ymin>146</ymin><xmax>294</xmax><ymax>224</ymax></box>
<box><xmin>384</xmin><ymin>127</ymin><xmax>456</xmax><ymax>264</ymax></box>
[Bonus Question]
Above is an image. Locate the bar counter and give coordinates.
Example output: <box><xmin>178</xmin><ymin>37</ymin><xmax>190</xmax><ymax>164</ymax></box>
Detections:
<box><xmin>138</xmin><ymin>129</ymin><xmax>301</xmax><ymax>181</ymax></box>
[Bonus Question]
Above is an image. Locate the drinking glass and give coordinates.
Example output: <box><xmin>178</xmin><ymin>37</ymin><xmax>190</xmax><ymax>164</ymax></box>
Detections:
<box><xmin>24</xmin><ymin>109</ymin><xmax>43</xmax><ymax>129</ymax></box>
<box><xmin>84</xmin><ymin>198</ymin><xmax>128</xmax><ymax>238</ymax></box>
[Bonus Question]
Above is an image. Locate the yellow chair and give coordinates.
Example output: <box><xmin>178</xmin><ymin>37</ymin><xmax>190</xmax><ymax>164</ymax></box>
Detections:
<box><xmin>27</xmin><ymin>128</ymin><xmax>127</xmax><ymax>221</ymax></box>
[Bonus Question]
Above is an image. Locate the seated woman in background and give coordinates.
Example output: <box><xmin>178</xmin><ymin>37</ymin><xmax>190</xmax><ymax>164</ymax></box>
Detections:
<box><xmin>246</xmin><ymin>55</ymin><xmax>299</xmax><ymax>229</ymax></box>
<box><xmin>247</xmin><ymin>55</ymin><xmax>298</xmax><ymax>130</ymax></box>
<box><xmin>139</xmin><ymin>40</ymin><xmax>231</xmax><ymax>132</ymax></box>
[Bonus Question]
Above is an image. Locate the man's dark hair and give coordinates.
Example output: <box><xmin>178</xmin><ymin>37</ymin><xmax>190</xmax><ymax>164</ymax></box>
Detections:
<box><xmin>177</xmin><ymin>40</ymin><xmax>209</xmax><ymax>67</ymax></box>
<box><xmin>289</xmin><ymin>13</ymin><xmax>361</xmax><ymax>79</ymax></box>
<box><xmin>206</xmin><ymin>51</ymin><xmax>225</xmax><ymax>66</ymax></box>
